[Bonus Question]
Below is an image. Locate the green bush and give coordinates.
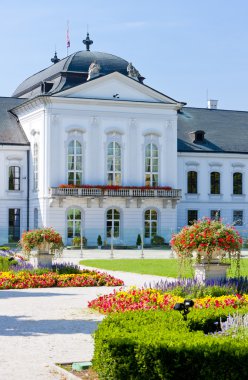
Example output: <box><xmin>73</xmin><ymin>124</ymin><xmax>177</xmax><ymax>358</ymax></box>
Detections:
<box><xmin>0</xmin><ymin>246</ymin><xmax>11</xmax><ymax>251</ymax></box>
<box><xmin>136</xmin><ymin>234</ymin><xmax>142</xmax><ymax>246</ymax></box>
<box><xmin>97</xmin><ymin>235</ymin><xmax>102</xmax><ymax>247</ymax></box>
<box><xmin>0</xmin><ymin>256</ymin><xmax>11</xmax><ymax>271</ymax></box>
<box><xmin>72</xmin><ymin>236</ymin><xmax>87</xmax><ymax>247</ymax></box>
<box><xmin>93</xmin><ymin>308</ymin><xmax>248</xmax><ymax>380</ymax></box>
<box><xmin>151</xmin><ymin>235</ymin><xmax>165</xmax><ymax>246</ymax></box>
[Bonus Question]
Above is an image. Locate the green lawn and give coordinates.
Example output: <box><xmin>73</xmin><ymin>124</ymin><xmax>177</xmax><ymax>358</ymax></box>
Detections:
<box><xmin>80</xmin><ymin>259</ymin><xmax>191</xmax><ymax>277</ymax></box>
<box><xmin>79</xmin><ymin>258</ymin><xmax>248</xmax><ymax>278</ymax></box>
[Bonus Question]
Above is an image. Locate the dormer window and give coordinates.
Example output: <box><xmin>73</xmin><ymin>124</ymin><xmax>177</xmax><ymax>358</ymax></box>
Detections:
<box><xmin>190</xmin><ymin>130</ymin><xmax>205</xmax><ymax>143</ymax></box>
<box><xmin>194</xmin><ymin>130</ymin><xmax>205</xmax><ymax>143</ymax></box>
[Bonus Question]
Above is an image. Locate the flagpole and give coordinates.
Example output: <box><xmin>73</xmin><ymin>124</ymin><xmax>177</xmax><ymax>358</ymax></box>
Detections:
<box><xmin>66</xmin><ymin>20</ymin><xmax>70</xmax><ymax>57</ymax></box>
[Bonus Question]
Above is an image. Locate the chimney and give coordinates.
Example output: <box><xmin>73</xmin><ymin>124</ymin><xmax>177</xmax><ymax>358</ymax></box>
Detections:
<box><xmin>207</xmin><ymin>99</ymin><xmax>218</xmax><ymax>109</ymax></box>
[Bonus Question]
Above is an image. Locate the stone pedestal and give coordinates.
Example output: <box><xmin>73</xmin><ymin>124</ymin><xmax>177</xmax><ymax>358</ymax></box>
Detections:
<box><xmin>194</xmin><ymin>263</ymin><xmax>230</xmax><ymax>284</ymax></box>
<box><xmin>30</xmin><ymin>242</ymin><xmax>53</xmax><ymax>268</ymax></box>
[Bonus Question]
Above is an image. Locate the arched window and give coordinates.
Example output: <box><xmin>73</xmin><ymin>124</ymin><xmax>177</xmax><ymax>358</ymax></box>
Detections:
<box><xmin>67</xmin><ymin>140</ymin><xmax>82</xmax><ymax>185</ymax></box>
<box><xmin>187</xmin><ymin>171</ymin><xmax>197</xmax><ymax>194</ymax></box>
<box><xmin>9</xmin><ymin>166</ymin><xmax>20</xmax><ymax>190</ymax></box>
<box><xmin>233</xmin><ymin>172</ymin><xmax>242</xmax><ymax>195</ymax></box>
<box><xmin>67</xmin><ymin>208</ymin><xmax>82</xmax><ymax>238</ymax></box>
<box><xmin>210</xmin><ymin>172</ymin><xmax>220</xmax><ymax>194</ymax></box>
<box><xmin>144</xmin><ymin>209</ymin><xmax>158</xmax><ymax>238</ymax></box>
<box><xmin>106</xmin><ymin>209</ymin><xmax>120</xmax><ymax>238</ymax></box>
<box><xmin>107</xmin><ymin>142</ymin><xmax>121</xmax><ymax>185</ymax></box>
<box><xmin>33</xmin><ymin>143</ymin><xmax>39</xmax><ymax>190</ymax></box>
<box><xmin>34</xmin><ymin>208</ymin><xmax>38</xmax><ymax>229</ymax></box>
<box><xmin>145</xmin><ymin>143</ymin><xmax>159</xmax><ymax>187</ymax></box>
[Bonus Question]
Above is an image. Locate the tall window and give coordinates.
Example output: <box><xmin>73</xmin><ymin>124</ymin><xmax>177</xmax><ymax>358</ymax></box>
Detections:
<box><xmin>233</xmin><ymin>210</ymin><xmax>243</xmax><ymax>226</ymax></box>
<box><xmin>144</xmin><ymin>209</ymin><xmax>158</xmax><ymax>238</ymax></box>
<box><xmin>33</xmin><ymin>143</ymin><xmax>39</xmax><ymax>190</ymax></box>
<box><xmin>107</xmin><ymin>142</ymin><xmax>121</xmax><ymax>185</ymax></box>
<box><xmin>145</xmin><ymin>143</ymin><xmax>159</xmax><ymax>187</ymax></box>
<box><xmin>211</xmin><ymin>210</ymin><xmax>221</xmax><ymax>221</ymax></box>
<box><xmin>8</xmin><ymin>208</ymin><xmax>20</xmax><ymax>242</ymax></box>
<box><xmin>34</xmin><ymin>208</ymin><xmax>38</xmax><ymax>229</ymax></box>
<box><xmin>210</xmin><ymin>172</ymin><xmax>220</xmax><ymax>194</ymax></box>
<box><xmin>67</xmin><ymin>140</ymin><xmax>83</xmax><ymax>185</ymax></box>
<box><xmin>67</xmin><ymin>208</ymin><xmax>82</xmax><ymax>238</ymax></box>
<box><xmin>187</xmin><ymin>210</ymin><xmax>198</xmax><ymax>225</ymax></box>
<box><xmin>106</xmin><ymin>209</ymin><xmax>120</xmax><ymax>238</ymax></box>
<box><xmin>233</xmin><ymin>172</ymin><xmax>242</xmax><ymax>195</ymax></box>
<box><xmin>187</xmin><ymin>171</ymin><xmax>197</xmax><ymax>193</ymax></box>
<box><xmin>9</xmin><ymin>166</ymin><xmax>20</xmax><ymax>190</ymax></box>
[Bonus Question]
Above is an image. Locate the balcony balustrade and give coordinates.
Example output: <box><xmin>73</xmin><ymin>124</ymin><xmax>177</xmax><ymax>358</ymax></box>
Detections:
<box><xmin>49</xmin><ymin>187</ymin><xmax>182</xmax><ymax>199</ymax></box>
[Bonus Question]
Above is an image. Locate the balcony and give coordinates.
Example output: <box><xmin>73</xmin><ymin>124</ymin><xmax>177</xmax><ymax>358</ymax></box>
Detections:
<box><xmin>49</xmin><ymin>186</ymin><xmax>182</xmax><ymax>199</ymax></box>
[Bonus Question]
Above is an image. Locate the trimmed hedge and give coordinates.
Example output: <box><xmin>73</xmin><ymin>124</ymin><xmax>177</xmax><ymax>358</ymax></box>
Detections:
<box><xmin>93</xmin><ymin>308</ymin><xmax>248</xmax><ymax>380</ymax></box>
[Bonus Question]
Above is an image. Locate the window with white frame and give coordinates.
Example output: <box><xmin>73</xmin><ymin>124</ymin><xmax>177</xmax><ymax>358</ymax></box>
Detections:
<box><xmin>144</xmin><ymin>209</ymin><xmax>158</xmax><ymax>238</ymax></box>
<box><xmin>233</xmin><ymin>172</ymin><xmax>243</xmax><ymax>195</ymax></box>
<box><xmin>67</xmin><ymin>140</ymin><xmax>83</xmax><ymax>185</ymax></box>
<box><xmin>107</xmin><ymin>142</ymin><xmax>121</xmax><ymax>185</ymax></box>
<box><xmin>34</xmin><ymin>208</ymin><xmax>38</xmax><ymax>229</ymax></box>
<box><xmin>67</xmin><ymin>208</ymin><xmax>82</xmax><ymax>238</ymax></box>
<box><xmin>145</xmin><ymin>143</ymin><xmax>159</xmax><ymax>187</ymax></box>
<box><xmin>210</xmin><ymin>210</ymin><xmax>221</xmax><ymax>220</ymax></box>
<box><xmin>187</xmin><ymin>171</ymin><xmax>197</xmax><ymax>193</ymax></box>
<box><xmin>210</xmin><ymin>171</ymin><xmax>220</xmax><ymax>194</ymax></box>
<box><xmin>33</xmin><ymin>143</ymin><xmax>39</xmax><ymax>190</ymax></box>
<box><xmin>9</xmin><ymin>166</ymin><xmax>20</xmax><ymax>190</ymax></box>
<box><xmin>106</xmin><ymin>209</ymin><xmax>120</xmax><ymax>238</ymax></box>
<box><xmin>187</xmin><ymin>210</ymin><xmax>198</xmax><ymax>225</ymax></box>
<box><xmin>233</xmin><ymin>210</ymin><xmax>243</xmax><ymax>226</ymax></box>
<box><xmin>8</xmin><ymin>208</ymin><xmax>20</xmax><ymax>242</ymax></box>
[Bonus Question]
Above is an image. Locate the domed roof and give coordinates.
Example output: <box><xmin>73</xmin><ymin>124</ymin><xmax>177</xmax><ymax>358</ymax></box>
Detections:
<box><xmin>12</xmin><ymin>47</ymin><xmax>141</xmax><ymax>98</ymax></box>
<box><xmin>66</xmin><ymin>50</ymin><xmax>128</xmax><ymax>76</ymax></box>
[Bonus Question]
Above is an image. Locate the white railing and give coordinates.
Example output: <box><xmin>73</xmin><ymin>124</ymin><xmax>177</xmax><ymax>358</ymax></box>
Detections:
<box><xmin>50</xmin><ymin>187</ymin><xmax>181</xmax><ymax>198</ymax></box>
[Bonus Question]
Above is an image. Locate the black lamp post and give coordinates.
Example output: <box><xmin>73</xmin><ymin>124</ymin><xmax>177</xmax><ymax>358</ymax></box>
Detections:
<box><xmin>173</xmin><ymin>299</ymin><xmax>194</xmax><ymax>320</ymax></box>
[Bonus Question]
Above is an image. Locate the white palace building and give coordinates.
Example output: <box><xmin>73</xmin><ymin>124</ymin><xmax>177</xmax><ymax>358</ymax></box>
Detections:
<box><xmin>1</xmin><ymin>34</ymin><xmax>248</xmax><ymax>246</ymax></box>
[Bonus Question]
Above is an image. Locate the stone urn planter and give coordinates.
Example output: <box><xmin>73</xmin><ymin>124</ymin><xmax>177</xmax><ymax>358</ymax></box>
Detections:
<box><xmin>34</xmin><ymin>241</ymin><xmax>53</xmax><ymax>268</ymax></box>
<box><xmin>170</xmin><ymin>218</ymin><xmax>242</xmax><ymax>283</ymax></box>
<box><xmin>192</xmin><ymin>249</ymin><xmax>231</xmax><ymax>284</ymax></box>
<box><xmin>19</xmin><ymin>227</ymin><xmax>64</xmax><ymax>268</ymax></box>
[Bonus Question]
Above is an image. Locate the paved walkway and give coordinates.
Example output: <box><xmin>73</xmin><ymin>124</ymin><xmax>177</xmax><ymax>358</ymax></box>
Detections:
<box><xmin>0</xmin><ymin>264</ymin><xmax>172</xmax><ymax>380</ymax></box>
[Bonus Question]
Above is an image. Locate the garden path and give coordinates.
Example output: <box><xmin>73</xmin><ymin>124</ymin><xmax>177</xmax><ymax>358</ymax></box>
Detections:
<box><xmin>0</xmin><ymin>268</ymin><xmax>172</xmax><ymax>380</ymax></box>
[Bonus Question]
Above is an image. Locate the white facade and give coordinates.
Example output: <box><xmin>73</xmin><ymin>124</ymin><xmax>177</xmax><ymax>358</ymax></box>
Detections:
<box><xmin>177</xmin><ymin>152</ymin><xmax>248</xmax><ymax>236</ymax></box>
<box><xmin>2</xmin><ymin>72</ymin><xmax>181</xmax><ymax>246</ymax></box>
<box><xmin>1</xmin><ymin>62</ymin><xmax>247</xmax><ymax>246</ymax></box>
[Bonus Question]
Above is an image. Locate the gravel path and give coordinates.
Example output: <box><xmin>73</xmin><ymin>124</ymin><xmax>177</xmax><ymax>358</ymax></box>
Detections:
<box><xmin>0</xmin><ymin>269</ymin><xmax>172</xmax><ymax>380</ymax></box>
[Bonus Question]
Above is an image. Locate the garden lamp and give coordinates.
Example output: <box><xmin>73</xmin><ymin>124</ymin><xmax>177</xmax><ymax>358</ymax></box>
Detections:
<box><xmin>173</xmin><ymin>299</ymin><xmax>194</xmax><ymax>320</ymax></box>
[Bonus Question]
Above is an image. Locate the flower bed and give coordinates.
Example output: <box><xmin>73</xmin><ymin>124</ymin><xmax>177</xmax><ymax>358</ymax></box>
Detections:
<box><xmin>0</xmin><ymin>270</ymin><xmax>124</xmax><ymax>289</ymax></box>
<box><xmin>88</xmin><ymin>288</ymin><xmax>248</xmax><ymax>314</ymax></box>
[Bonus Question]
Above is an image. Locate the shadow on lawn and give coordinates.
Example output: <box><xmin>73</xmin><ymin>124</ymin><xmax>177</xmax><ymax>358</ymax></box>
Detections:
<box><xmin>0</xmin><ymin>314</ymin><xmax>101</xmax><ymax>336</ymax></box>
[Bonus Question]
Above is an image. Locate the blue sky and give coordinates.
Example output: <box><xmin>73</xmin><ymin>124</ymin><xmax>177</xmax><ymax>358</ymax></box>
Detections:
<box><xmin>1</xmin><ymin>0</ymin><xmax>248</xmax><ymax>110</ymax></box>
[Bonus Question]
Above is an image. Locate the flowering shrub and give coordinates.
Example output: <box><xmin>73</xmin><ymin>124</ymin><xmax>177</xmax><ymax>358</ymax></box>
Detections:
<box><xmin>88</xmin><ymin>287</ymin><xmax>248</xmax><ymax>314</ymax></box>
<box><xmin>149</xmin><ymin>277</ymin><xmax>248</xmax><ymax>297</ymax></box>
<box><xmin>19</xmin><ymin>227</ymin><xmax>64</xmax><ymax>254</ymax></box>
<box><xmin>0</xmin><ymin>270</ymin><xmax>124</xmax><ymax>289</ymax></box>
<box><xmin>170</xmin><ymin>218</ymin><xmax>242</xmax><ymax>261</ymax></box>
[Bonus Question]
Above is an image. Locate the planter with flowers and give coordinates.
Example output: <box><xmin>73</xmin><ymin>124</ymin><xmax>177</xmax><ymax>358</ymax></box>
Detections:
<box><xmin>19</xmin><ymin>227</ymin><xmax>64</xmax><ymax>268</ymax></box>
<box><xmin>170</xmin><ymin>218</ymin><xmax>242</xmax><ymax>283</ymax></box>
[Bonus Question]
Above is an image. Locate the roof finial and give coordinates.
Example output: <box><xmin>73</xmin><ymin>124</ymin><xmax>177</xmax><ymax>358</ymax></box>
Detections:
<box><xmin>51</xmin><ymin>51</ymin><xmax>60</xmax><ymax>64</ymax></box>
<box><xmin>83</xmin><ymin>32</ymin><xmax>93</xmax><ymax>51</ymax></box>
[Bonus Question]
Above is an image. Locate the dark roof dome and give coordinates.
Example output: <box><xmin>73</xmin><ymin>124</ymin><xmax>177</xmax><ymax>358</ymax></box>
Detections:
<box><xmin>12</xmin><ymin>49</ymin><xmax>139</xmax><ymax>98</ymax></box>
<box><xmin>67</xmin><ymin>50</ymin><xmax>128</xmax><ymax>75</ymax></box>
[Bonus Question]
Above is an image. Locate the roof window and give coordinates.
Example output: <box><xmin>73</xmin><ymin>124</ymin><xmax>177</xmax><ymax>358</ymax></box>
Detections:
<box><xmin>190</xmin><ymin>130</ymin><xmax>205</xmax><ymax>143</ymax></box>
